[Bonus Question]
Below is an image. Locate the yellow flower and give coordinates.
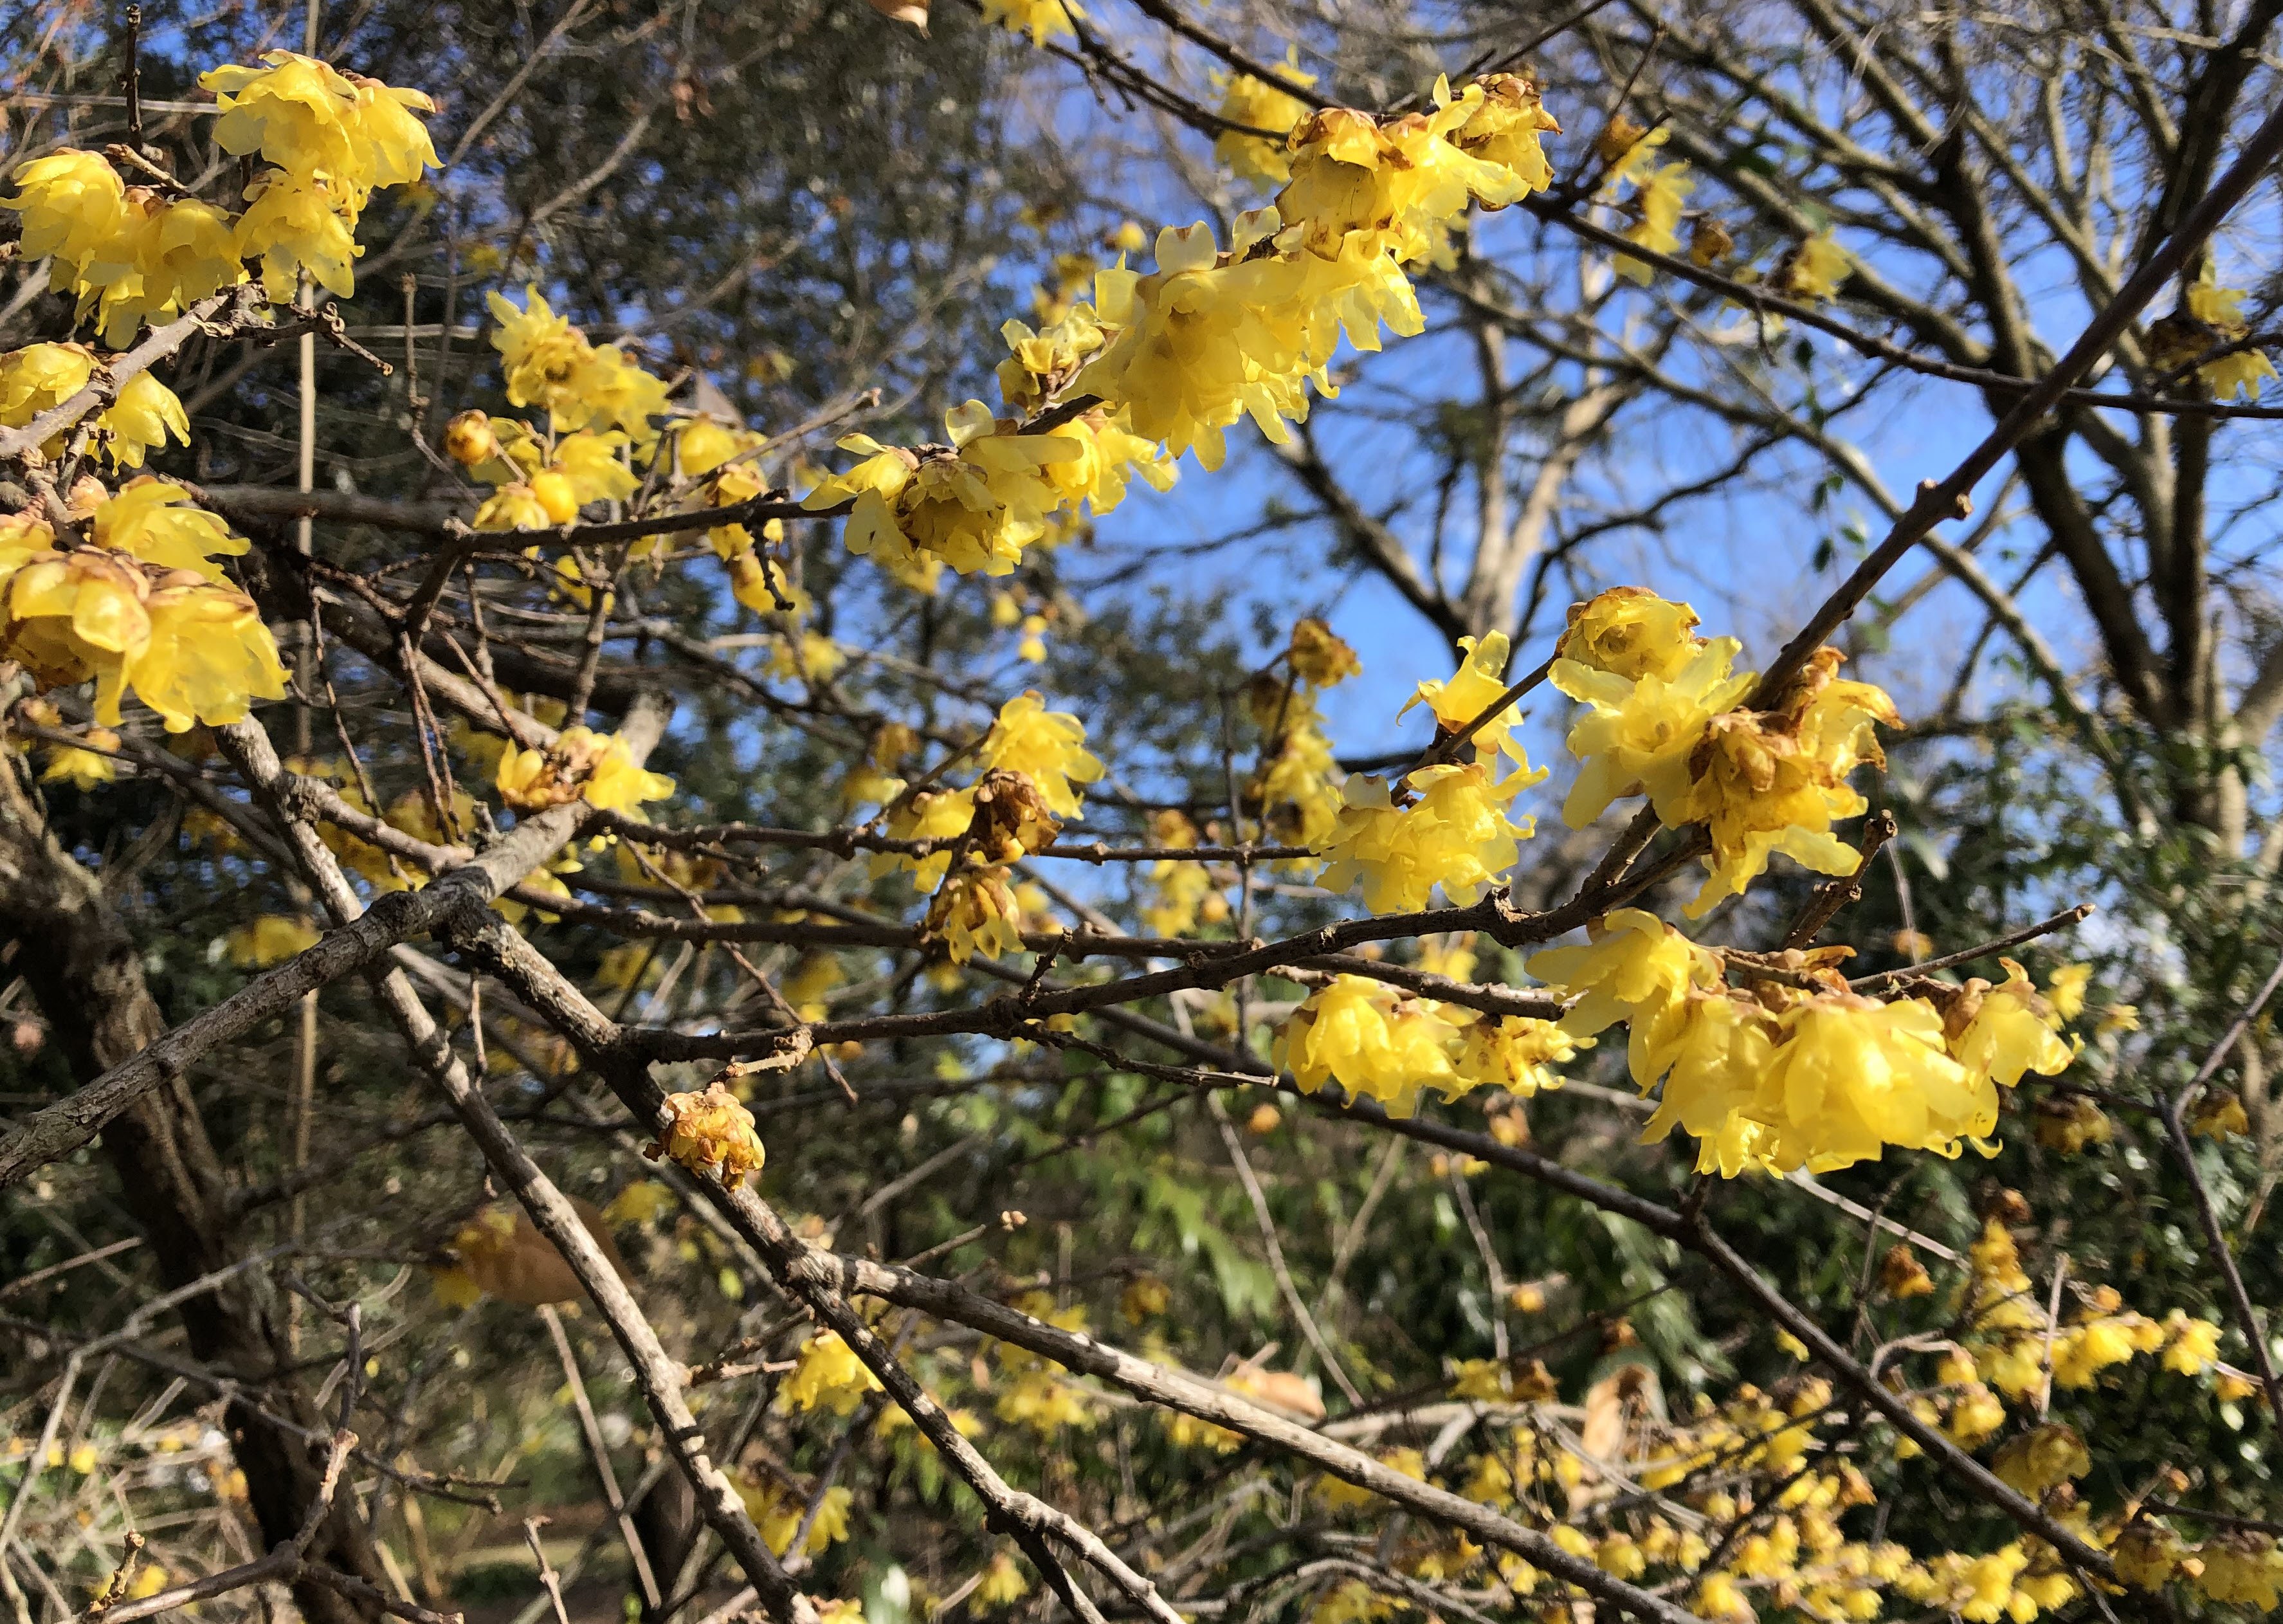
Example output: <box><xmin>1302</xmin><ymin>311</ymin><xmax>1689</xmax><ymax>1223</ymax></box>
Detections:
<box><xmin>203</xmin><ymin>52</ymin><xmax>364</xmax><ymax>183</ymax></box>
<box><xmin>1401</xmin><ymin>630</ymin><xmax>1537</xmax><ymax>764</ymax></box>
<box><xmin>1289</xmin><ymin>617</ymin><xmax>1360</xmax><ymax>687</ymax></box>
<box><xmin>1556</xmin><ymin>587</ymin><xmax>1704</xmax><ymax>682</ymax></box>
<box><xmin>1551</xmin><ymin>633</ymin><xmax>1754</xmax><ymax>828</ymax></box>
<box><xmin>92</xmin><ymin>478</ymin><xmax>249</xmax><ymax>579</ymax></box>
<box><xmin>810</xmin><ymin>403</ymin><xmax>1082</xmax><ymax>579</ymax></box>
<box><xmin>1317</xmin><ymin>760</ymin><xmax>1539</xmax><ymax>913</ymax></box>
<box><xmin>977</xmin><ymin>690</ymin><xmax>1102</xmax><ymax>816</ymax></box>
<box><xmin>2191</xmin><ymin>1088</ymin><xmax>2251</xmax><ymax>1139</ymax></box>
<box><xmin>1614</xmin><ymin>162</ymin><xmax>1692</xmax><ymax>283</ymax></box>
<box><xmin>2044</xmin><ymin>962</ymin><xmax>2091</xmax><ymax>1022</ymax></box>
<box><xmin>1450</xmin><ymin>1014</ymin><xmax>1581</xmax><ymax>1097</ymax></box>
<box><xmin>486</xmin><ymin>286</ymin><xmax>670</xmax><ymax>444</ymax></box>
<box><xmin>1450</xmin><ymin>73</ymin><xmax>1561</xmax><ymax>195</ymax></box>
<box><xmin>0</xmin><ymin>343</ymin><xmax>95</xmax><ymax>432</ymax></box>
<box><xmin>131</xmin><ymin>576</ymin><xmax>293</xmax><ymax>731</ymax></box>
<box><xmin>1990</xmin><ymin>1423</ymin><xmax>2088</xmax><ymax>1495</ymax></box>
<box><xmin>224</xmin><ymin>915</ymin><xmax>321</xmax><ymax>968</ymax></box>
<box><xmin>2183</xmin><ymin>269</ymin><xmax>2278</xmax><ymax>399</ymax></box>
<box><xmin>472</xmin><ymin>482</ymin><xmax>555</xmax><ymax>532</ymax></box>
<box><xmin>1634</xmin><ymin>987</ymin><xmax>1780</xmax><ymax>1174</ymax></box>
<box><xmin>41</xmin><ymin>732</ymin><xmax>120</xmax><ymax>790</ymax></box>
<box><xmin>495</xmin><ymin>726</ymin><xmax>673</xmax><ymax>813</ymax></box>
<box><xmin>2112</xmin><ymin>1522</ymin><xmax>2187</xmax><ymax>1590</ymax></box>
<box><xmin>2161</xmin><ymin>1309</ymin><xmax>2223</xmax><ymax>1375</ymax></box>
<box><xmin>98</xmin><ymin>372</ymin><xmax>192</xmax><ymax>470</ymax></box>
<box><xmin>2197</xmin><ymin>1533</ymin><xmax>2283</xmax><ymax>1610</ymax></box>
<box><xmin>925</xmin><ymin>864</ymin><xmax>1026</xmax><ymax>964</ymax></box>
<box><xmin>233</xmin><ymin>172</ymin><xmax>361</xmax><ymax>301</ymax></box>
<box><xmin>976</xmin><ymin>1552</ymin><xmax>1030</xmax><ymax>1608</ymax></box>
<box><xmin>1277</xmin><ymin>83</ymin><xmax>1537</xmax><ymax>268</ymax></box>
<box><xmin>1529</xmin><ymin>907</ymin><xmax>1718</xmax><ymax>1062</ymax></box>
<box><xmin>3</xmin><ymin>150</ymin><xmax>127</xmax><ymax>271</ymax></box>
<box><xmin>1785</xmin><ymin>232</ymin><xmax>1851</xmax><ymax>301</ymax></box>
<box><xmin>644</xmin><ymin>1081</ymin><xmax>765</xmax><ymax>1187</ymax></box>
<box><xmin>977</xmin><ymin>0</ymin><xmax>1080</xmax><ymax>46</ymax></box>
<box><xmin>1945</xmin><ymin>960</ymin><xmax>2073</xmax><ymax>1088</ymax></box>
<box><xmin>80</xmin><ymin>193</ymin><xmax>244</xmax><ymax>346</ymax></box>
<box><xmin>1274</xmin><ymin>975</ymin><xmax>1464</xmax><ymax>1117</ymax></box>
<box><xmin>996</xmin><ymin>1369</ymin><xmax>1098</xmax><ymax>1430</ymax></box>
<box><xmin>1753</xmin><ymin>992</ymin><xmax>1995</xmax><ymax>1173</ymax></box>
<box><xmin>1213</xmin><ymin>57</ymin><xmax>1316</xmax><ymax>188</ymax></box>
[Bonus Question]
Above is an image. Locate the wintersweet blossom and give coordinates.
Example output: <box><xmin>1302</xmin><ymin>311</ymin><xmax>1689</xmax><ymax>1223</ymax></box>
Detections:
<box><xmin>644</xmin><ymin>1081</ymin><xmax>763</xmax><ymax>1187</ymax></box>
<box><xmin>976</xmin><ymin>691</ymin><xmax>1102</xmax><ymax>817</ymax></box>
<box><xmin>1317</xmin><ymin>760</ymin><xmax>1538</xmax><ymax>912</ymax></box>
<box><xmin>1275</xmin><ymin>975</ymin><xmax>1466</xmax><ymax>1117</ymax></box>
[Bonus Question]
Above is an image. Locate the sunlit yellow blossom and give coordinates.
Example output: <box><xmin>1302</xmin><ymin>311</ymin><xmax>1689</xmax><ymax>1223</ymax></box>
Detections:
<box><xmin>1614</xmin><ymin>162</ymin><xmax>1692</xmax><ymax>283</ymax></box>
<box><xmin>977</xmin><ymin>1552</ymin><xmax>1030</xmax><ymax>1608</ymax></box>
<box><xmin>1529</xmin><ymin>908</ymin><xmax>1719</xmax><ymax>1077</ymax></box>
<box><xmin>42</xmin><ymin>731</ymin><xmax>120</xmax><ymax>789</ymax></box>
<box><xmin>2198</xmin><ymin>1532</ymin><xmax>2283</xmax><ymax>1610</ymax></box>
<box><xmin>486</xmin><ymin>286</ymin><xmax>670</xmax><ymax>444</ymax></box>
<box><xmin>1557</xmin><ymin>587</ymin><xmax>1705</xmax><ymax>682</ymax></box>
<box><xmin>1451</xmin><ymin>73</ymin><xmax>1561</xmax><ymax>194</ymax></box>
<box><xmin>98</xmin><ymin>373</ymin><xmax>192</xmax><ymax>470</ymax></box>
<box><xmin>977</xmin><ymin>690</ymin><xmax>1102</xmax><ymax>816</ymax></box>
<box><xmin>131</xmin><ymin>576</ymin><xmax>293</xmax><ymax>731</ymax></box>
<box><xmin>2113</xmin><ymin>1521</ymin><xmax>2188</xmax><ymax>1590</ymax></box>
<box><xmin>1785</xmin><ymin>233</ymin><xmax>1851</xmax><ymax>301</ymax></box>
<box><xmin>1318</xmin><ymin>760</ymin><xmax>1539</xmax><ymax>912</ymax></box>
<box><xmin>926</xmin><ymin>864</ymin><xmax>1026</xmax><ymax>964</ymax></box>
<box><xmin>2182</xmin><ymin>269</ymin><xmax>2279</xmax><ymax>399</ymax></box>
<box><xmin>1214</xmin><ymin>57</ymin><xmax>1316</xmax><ymax>188</ymax></box>
<box><xmin>1551</xmin><ymin>632</ymin><xmax>1754</xmax><ymax>827</ymax></box>
<box><xmin>643</xmin><ymin>1080</ymin><xmax>763</xmax><ymax>1186</ymax></box>
<box><xmin>2161</xmin><ymin>1309</ymin><xmax>2223</xmax><ymax>1375</ymax></box>
<box><xmin>3</xmin><ymin>150</ymin><xmax>127</xmax><ymax>272</ymax></box>
<box><xmin>92</xmin><ymin>479</ymin><xmax>248</xmax><ymax>579</ymax></box>
<box><xmin>1991</xmin><ymin>1424</ymin><xmax>2088</xmax><ymax>1495</ymax></box>
<box><xmin>781</xmin><ymin>1329</ymin><xmax>882</xmax><ymax>1414</ymax></box>
<box><xmin>1451</xmin><ymin>1014</ymin><xmax>1581</xmax><ymax>1097</ymax></box>
<box><xmin>808</xmin><ymin>403</ymin><xmax>1082</xmax><ymax>579</ymax></box>
<box><xmin>495</xmin><ymin>726</ymin><xmax>673</xmax><ymax>812</ymax></box>
<box><xmin>1753</xmin><ymin>992</ymin><xmax>1995</xmax><ymax>1173</ymax></box>
<box><xmin>1402</xmin><ymin>630</ymin><xmax>1538</xmax><ymax>764</ymax></box>
<box><xmin>1275</xmin><ymin>975</ymin><xmax>1464</xmax><ymax>1116</ymax></box>
<box><xmin>78</xmin><ymin>192</ymin><xmax>245</xmax><ymax>345</ymax></box>
<box><xmin>1945</xmin><ymin>960</ymin><xmax>2073</xmax><ymax>1088</ymax></box>
<box><xmin>233</xmin><ymin>172</ymin><xmax>361</xmax><ymax>300</ymax></box>
<box><xmin>1277</xmin><ymin>83</ymin><xmax>1536</xmax><ymax>268</ymax></box>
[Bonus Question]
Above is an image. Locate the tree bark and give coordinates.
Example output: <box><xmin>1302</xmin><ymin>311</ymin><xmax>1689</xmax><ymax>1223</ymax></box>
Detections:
<box><xmin>0</xmin><ymin>757</ymin><xmax>387</xmax><ymax>1624</ymax></box>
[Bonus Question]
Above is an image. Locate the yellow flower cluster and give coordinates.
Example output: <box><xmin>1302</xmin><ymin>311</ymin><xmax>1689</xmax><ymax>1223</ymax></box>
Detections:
<box><xmin>486</xmin><ymin>286</ymin><xmax>673</xmax><ymax>446</ymax></box>
<box><xmin>804</xmin><ymin>77</ymin><xmax>1551</xmax><ymax>596</ymax></box>
<box><xmin>0</xmin><ymin>482</ymin><xmax>288</xmax><ymax>733</ymax></box>
<box><xmin>1136</xmin><ymin>809</ymin><xmax>1229</xmax><ymax>938</ymax></box>
<box><xmin>805</xmin><ymin>397</ymin><xmax>1168</xmax><ymax>587</ymax></box>
<box><xmin>1274</xmin><ymin>974</ymin><xmax>1581</xmax><ymax>1117</ymax></box>
<box><xmin>1213</xmin><ymin>57</ymin><xmax>1318</xmax><ymax>188</ymax></box>
<box><xmin>780</xmin><ymin>1329</ymin><xmax>884</xmax><ymax>1415</ymax></box>
<box><xmin>2176</xmin><ymin>268</ymin><xmax>2280</xmax><ymax>400</ymax></box>
<box><xmin>1319</xmin><ymin>763</ymin><xmax>1537</xmax><ymax>912</ymax></box>
<box><xmin>495</xmin><ymin>725</ymin><xmax>674</xmax><ymax>814</ymax></box>
<box><xmin>1243</xmin><ymin>619</ymin><xmax>1361</xmax><ymax>852</ymax></box>
<box><xmin>1526</xmin><ymin>911</ymin><xmax>2078</xmax><ymax>1175</ymax></box>
<box><xmin>642</xmin><ymin>1081</ymin><xmax>765</xmax><ymax>1187</ymax></box>
<box><xmin>0</xmin><ymin>345</ymin><xmax>189</xmax><ymax>468</ymax></box>
<box><xmin>1551</xmin><ymin>587</ymin><xmax>1898</xmax><ymax>914</ymax></box>
<box><xmin>449</xmin><ymin>410</ymin><xmax>641</xmax><ymax>531</ymax></box>
<box><xmin>3</xmin><ymin>53</ymin><xmax>434</xmax><ymax>341</ymax></box>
